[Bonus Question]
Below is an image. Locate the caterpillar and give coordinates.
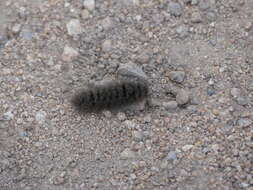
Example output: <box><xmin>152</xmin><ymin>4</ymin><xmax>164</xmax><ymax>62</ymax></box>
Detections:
<box><xmin>71</xmin><ymin>80</ymin><xmax>149</xmax><ymax>113</ymax></box>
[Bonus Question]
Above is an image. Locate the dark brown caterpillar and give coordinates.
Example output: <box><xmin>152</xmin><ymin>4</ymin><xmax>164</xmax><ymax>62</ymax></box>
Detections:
<box><xmin>71</xmin><ymin>80</ymin><xmax>149</xmax><ymax>113</ymax></box>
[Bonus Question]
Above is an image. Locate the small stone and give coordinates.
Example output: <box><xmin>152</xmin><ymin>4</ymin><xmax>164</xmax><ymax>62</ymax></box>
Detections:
<box><xmin>83</xmin><ymin>0</ymin><xmax>95</xmax><ymax>11</ymax></box>
<box><xmin>182</xmin><ymin>144</ymin><xmax>194</xmax><ymax>151</ymax></box>
<box><xmin>230</xmin><ymin>88</ymin><xmax>241</xmax><ymax>98</ymax></box>
<box><xmin>66</xmin><ymin>19</ymin><xmax>83</xmax><ymax>36</ymax></box>
<box><xmin>20</xmin><ymin>27</ymin><xmax>33</xmax><ymax>40</ymax></box>
<box><xmin>123</xmin><ymin>120</ymin><xmax>137</xmax><ymax>129</ymax></box>
<box><xmin>163</xmin><ymin>101</ymin><xmax>178</xmax><ymax>110</ymax></box>
<box><xmin>120</xmin><ymin>148</ymin><xmax>136</xmax><ymax>159</ymax></box>
<box><xmin>117</xmin><ymin>112</ymin><xmax>127</xmax><ymax>121</ymax></box>
<box><xmin>244</xmin><ymin>22</ymin><xmax>252</xmax><ymax>31</ymax></box>
<box><xmin>167</xmin><ymin>151</ymin><xmax>177</xmax><ymax>161</ymax></box>
<box><xmin>236</xmin><ymin>96</ymin><xmax>248</xmax><ymax>106</ymax></box>
<box><xmin>101</xmin><ymin>17</ymin><xmax>114</xmax><ymax>31</ymax></box>
<box><xmin>102</xmin><ymin>39</ymin><xmax>112</xmax><ymax>52</ymax></box>
<box><xmin>191</xmin><ymin>12</ymin><xmax>202</xmax><ymax>23</ymax></box>
<box><xmin>237</xmin><ymin>118</ymin><xmax>251</xmax><ymax>127</ymax></box>
<box><xmin>81</xmin><ymin>9</ymin><xmax>90</xmax><ymax>19</ymax></box>
<box><xmin>207</xmin><ymin>86</ymin><xmax>215</xmax><ymax>96</ymax></box>
<box><xmin>132</xmin><ymin>131</ymin><xmax>143</xmax><ymax>141</ymax></box>
<box><xmin>35</xmin><ymin>111</ymin><xmax>47</xmax><ymax>124</ymax></box>
<box><xmin>117</xmin><ymin>62</ymin><xmax>148</xmax><ymax>82</ymax></box>
<box><xmin>176</xmin><ymin>25</ymin><xmax>189</xmax><ymax>39</ymax></box>
<box><xmin>168</xmin><ymin>71</ymin><xmax>186</xmax><ymax>83</ymax></box>
<box><xmin>191</xmin><ymin>0</ymin><xmax>198</xmax><ymax>5</ymax></box>
<box><xmin>3</xmin><ymin>111</ymin><xmax>14</xmax><ymax>120</ymax></box>
<box><xmin>62</xmin><ymin>45</ymin><xmax>79</xmax><ymax>62</ymax></box>
<box><xmin>206</xmin><ymin>11</ymin><xmax>217</xmax><ymax>22</ymax></box>
<box><xmin>12</xmin><ymin>24</ymin><xmax>21</xmax><ymax>34</ymax></box>
<box><xmin>135</xmin><ymin>52</ymin><xmax>150</xmax><ymax>64</ymax></box>
<box><xmin>176</xmin><ymin>89</ymin><xmax>190</xmax><ymax>105</ymax></box>
<box><xmin>168</xmin><ymin>2</ymin><xmax>183</xmax><ymax>17</ymax></box>
<box><xmin>198</xmin><ymin>0</ymin><xmax>210</xmax><ymax>10</ymax></box>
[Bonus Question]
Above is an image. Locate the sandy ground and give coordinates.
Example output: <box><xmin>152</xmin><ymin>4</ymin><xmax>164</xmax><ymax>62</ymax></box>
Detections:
<box><xmin>0</xmin><ymin>0</ymin><xmax>252</xmax><ymax>189</ymax></box>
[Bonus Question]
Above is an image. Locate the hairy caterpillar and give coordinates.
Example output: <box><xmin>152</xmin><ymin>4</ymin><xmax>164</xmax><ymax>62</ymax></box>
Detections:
<box><xmin>71</xmin><ymin>80</ymin><xmax>149</xmax><ymax>113</ymax></box>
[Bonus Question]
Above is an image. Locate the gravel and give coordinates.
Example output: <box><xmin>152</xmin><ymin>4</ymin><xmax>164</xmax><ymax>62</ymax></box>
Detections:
<box><xmin>0</xmin><ymin>0</ymin><xmax>252</xmax><ymax>189</ymax></box>
<box><xmin>176</xmin><ymin>89</ymin><xmax>190</xmax><ymax>105</ymax></box>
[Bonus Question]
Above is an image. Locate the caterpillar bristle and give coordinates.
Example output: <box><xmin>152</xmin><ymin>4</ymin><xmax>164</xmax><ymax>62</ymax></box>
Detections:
<box><xmin>71</xmin><ymin>80</ymin><xmax>149</xmax><ymax>113</ymax></box>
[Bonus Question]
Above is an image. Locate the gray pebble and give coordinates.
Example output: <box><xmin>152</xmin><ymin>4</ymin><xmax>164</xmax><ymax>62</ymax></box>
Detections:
<box><xmin>20</xmin><ymin>27</ymin><xmax>33</xmax><ymax>40</ymax></box>
<box><xmin>35</xmin><ymin>111</ymin><xmax>47</xmax><ymax>124</ymax></box>
<box><xmin>199</xmin><ymin>0</ymin><xmax>210</xmax><ymax>11</ymax></box>
<box><xmin>168</xmin><ymin>2</ymin><xmax>183</xmax><ymax>17</ymax></box>
<box><xmin>176</xmin><ymin>25</ymin><xmax>189</xmax><ymax>39</ymax></box>
<box><xmin>117</xmin><ymin>62</ymin><xmax>148</xmax><ymax>82</ymax></box>
<box><xmin>237</xmin><ymin>118</ymin><xmax>251</xmax><ymax>127</ymax></box>
<box><xmin>132</xmin><ymin>131</ymin><xmax>144</xmax><ymax>141</ymax></box>
<box><xmin>167</xmin><ymin>151</ymin><xmax>177</xmax><ymax>161</ymax></box>
<box><xmin>12</xmin><ymin>24</ymin><xmax>22</xmax><ymax>35</ymax></box>
<box><xmin>230</xmin><ymin>88</ymin><xmax>241</xmax><ymax>98</ymax></box>
<box><xmin>66</xmin><ymin>19</ymin><xmax>83</xmax><ymax>36</ymax></box>
<box><xmin>236</xmin><ymin>96</ymin><xmax>249</xmax><ymax>106</ymax></box>
<box><xmin>2</xmin><ymin>111</ymin><xmax>14</xmax><ymax>121</ymax></box>
<box><xmin>191</xmin><ymin>12</ymin><xmax>202</xmax><ymax>23</ymax></box>
<box><xmin>117</xmin><ymin>112</ymin><xmax>127</xmax><ymax>121</ymax></box>
<box><xmin>168</xmin><ymin>71</ymin><xmax>186</xmax><ymax>83</ymax></box>
<box><xmin>81</xmin><ymin>9</ymin><xmax>90</xmax><ymax>19</ymax></box>
<box><xmin>176</xmin><ymin>89</ymin><xmax>190</xmax><ymax>105</ymax></box>
<box><xmin>102</xmin><ymin>39</ymin><xmax>112</xmax><ymax>52</ymax></box>
<box><xmin>120</xmin><ymin>148</ymin><xmax>136</xmax><ymax>159</ymax></box>
<box><xmin>83</xmin><ymin>0</ymin><xmax>95</xmax><ymax>11</ymax></box>
<box><xmin>163</xmin><ymin>101</ymin><xmax>178</xmax><ymax>110</ymax></box>
<box><xmin>206</xmin><ymin>11</ymin><xmax>217</xmax><ymax>22</ymax></box>
<box><xmin>191</xmin><ymin>0</ymin><xmax>199</xmax><ymax>5</ymax></box>
<box><xmin>62</xmin><ymin>45</ymin><xmax>79</xmax><ymax>62</ymax></box>
<box><xmin>101</xmin><ymin>17</ymin><xmax>114</xmax><ymax>31</ymax></box>
<box><xmin>207</xmin><ymin>86</ymin><xmax>215</xmax><ymax>96</ymax></box>
<box><xmin>135</xmin><ymin>52</ymin><xmax>150</xmax><ymax>64</ymax></box>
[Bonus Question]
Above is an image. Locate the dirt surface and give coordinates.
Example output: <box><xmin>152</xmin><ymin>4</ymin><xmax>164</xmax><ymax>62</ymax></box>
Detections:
<box><xmin>0</xmin><ymin>0</ymin><xmax>252</xmax><ymax>189</ymax></box>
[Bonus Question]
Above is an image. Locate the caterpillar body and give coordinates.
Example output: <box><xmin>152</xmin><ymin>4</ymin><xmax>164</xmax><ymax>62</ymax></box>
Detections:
<box><xmin>71</xmin><ymin>80</ymin><xmax>149</xmax><ymax>113</ymax></box>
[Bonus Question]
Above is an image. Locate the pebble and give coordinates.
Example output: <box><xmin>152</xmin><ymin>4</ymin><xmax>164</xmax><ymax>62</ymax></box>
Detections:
<box><xmin>3</xmin><ymin>111</ymin><xmax>14</xmax><ymax>121</ymax></box>
<box><xmin>176</xmin><ymin>89</ymin><xmax>190</xmax><ymax>105</ymax></box>
<box><xmin>120</xmin><ymin>148</ymin><xmax>136</xmax><ymax>159</ymax></box>
<box><xmin>230</xmin><ymin>88</ymin><xmax>248</xmax><ymax>106</ymax></box>
<box><xmin>191</xmin><ymin>12</ymin><xmax>202</xmax><ymax>23</ymax></box>
<box><xmin>206</xmin><ymin>11</ymin><xmax>217</xmax><ymax>22</ymax></box>
<box><xmin>83</xmin><ymin>0</ymin><xmax>95</xmax><ymax>11</ymax></box>
<box><xmin>117</xmin><ymin>112</ymin><xmax>127</xmax><ymax>121</ymax></box>
<box><xmin>163</xmin><ymin>101</ymin><xmax>178</xmax><ymax>110</ymax></box>
<box><xmin>66</xmin><ymin>19</ymin><xmax>83</xmax><ymax>36</ymax></box>
<box><xmin>176</xmin><ymin>25</ymin><xmax>189</xmax><ymax>39</ymax></box>
<box><xmin>207</xmin><ymin>86</ymin><xmax>215</xmax><ymax>96</ymax></box>
<box><xmin>191</xmin><ymin>0</ymin><xmax>199</xmax><ymax>5</ymax></box>
<box><xmin>62</xmin><ymin>45</ymin><xmax>79</xmax><ymax>62</ymax></box>
<box><xmin>12</xmin><ymin>24</ymin><xmax>22</xmax><ymax>34</ymax></box>
<box><xmin>20</xmin><ymin>27</ymin><xmax>33</xmax><ymax>40</ymax></box>
<box><xmin>168</xmin><ymin>2</ymin><xmax>183</xmax><ymax>17</ymax></box>
<box><xmin>244</xmin><ymin>22</ymin><xmax>252</xmax><ymax>31</ymax></box>
<box><xmin>168</xmin><ymin>71</ymin><xmax>186</xmax><ymax>83</ymax></box>
<box><xmin>167</xmin><ymin>151</ymin><xmax>177</xmax><ymax>161</ymax></box>
<box><xmin>237</xmin><ymin>118</ymin><xmax>251</xmax><ymax>127</ymax></box>
<box><xmin>135</xmin><ymin>52</ymin><xmax>150</xmax><ymax>64</ymax></box>
<box><xmin>102</xmin><ymin>39</ymin><xmax>112</xmax><ymax>52</ymax></box>
<box><xmin>198</xmin><ymin>0</ymin><xmax>210</xmax><ymax>11</ymax></box>
<box><xmin>123</xmin><ymin>120</ymin><xmax>137</xmax><ymax>129</ymax></box>
<box><xmin>117</xmin><ymin>62</ymin><xmax>148</xmax><ymax>82</ymax></box>
<box><xmin>35</xmin><ymin>111</ymin><xmax>47</xmax><ymax>124</ymax></box>
<box><xmin>132</xmin><ymin>131</ymin><xmax>144</xmax><ymax>141</ymax></box>
<box><xmin>101</xmin><ymin>17</ymin><xmax>114</xmax><ymax>31</ymax></box>
<box><xmin>182</xmin><ymin>144</ymin><xmax>194</xmax><ymax>151</ymax></box>
<box><xmin>81</xmin><ymin>9</ymin><xmax>90</xmax><ymax>20</ymax></box>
